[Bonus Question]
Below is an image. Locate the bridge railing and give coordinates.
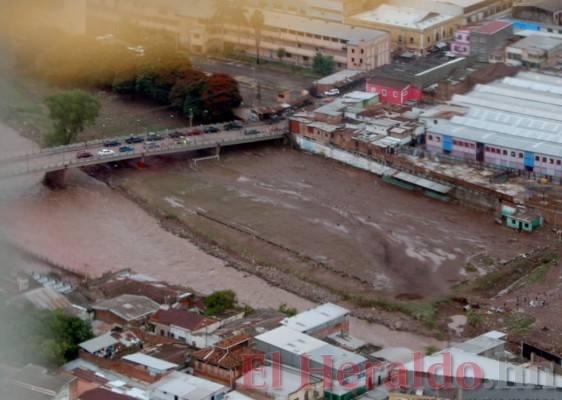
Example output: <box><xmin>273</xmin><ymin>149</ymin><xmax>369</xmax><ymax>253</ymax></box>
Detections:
<box><xmin>0</xmin><ymin>128</ymin><xmax>287</xmax><ymax>178</ymax></box>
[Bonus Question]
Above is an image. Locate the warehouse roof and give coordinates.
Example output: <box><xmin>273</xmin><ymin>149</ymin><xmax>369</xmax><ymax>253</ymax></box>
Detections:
<box><xmin>93</xmin><ymin>295</ymin><xmax>160</xmax><ymax>322</ymax></box>
<box><xmin>351</xmin><ymin>4</ymin><xmax>455</xmax><ymax>30</ymax></box>
<box><xmin>281</xmin><ymin>303</ymin><xmax>349</xmax><ymax>333</ymax></box>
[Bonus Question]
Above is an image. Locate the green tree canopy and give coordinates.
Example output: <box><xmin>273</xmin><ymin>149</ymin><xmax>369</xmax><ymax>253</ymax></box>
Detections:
<box><xmin>0</xmin><ymin>297</ymin><xmax>94</xmax><ymax>368</ymax></box>
<box><xmin>313</xmin><ymin>52</ymin><xmax>335</xmax><ymax>76</ymax></box>
<box><xmin>204</xmin><ymin>290</ymin><xmax>238</xmax><ymax>316</ymax></box>
<box><xmin>44</xmin><ymin>90</ymin><xmax>101</xmax><ymax>146</ymax></box>
<box><xmin>277</xmin><ymin>47</ymin><xmax>286</xmax><ymax>60</ymax></box>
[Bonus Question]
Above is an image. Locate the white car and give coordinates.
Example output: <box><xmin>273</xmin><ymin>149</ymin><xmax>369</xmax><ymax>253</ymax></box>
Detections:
<box><xmin>324</xmin><ymin>88</ymin><xmax>340</xmax><ymax>96</ymax></box>
<box><xmin>97</xmin><ymin>149</ymin><xmax>115</xmax><ymax>156</ymax></box>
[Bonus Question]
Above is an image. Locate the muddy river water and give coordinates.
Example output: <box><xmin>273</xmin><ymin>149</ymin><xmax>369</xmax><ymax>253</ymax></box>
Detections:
<box><xmin>0</xmin><ymin>120</ymin><xmax>449</xmax><ymax>351</ymax></box>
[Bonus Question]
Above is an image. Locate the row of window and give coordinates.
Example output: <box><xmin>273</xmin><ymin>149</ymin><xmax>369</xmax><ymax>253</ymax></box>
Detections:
<box><xmin>535</xmin><ymin>155</ymin><xmax>562</xmax><ymax>165</ymax></box>
<box><xmin>486</xmin><ymin>146</ymin><xmax>523</xmax><ymax>158</ymax></box>
<box><xmin>381</xmin><ymin>89</ymin><xmax>399</xmax><ymax>98</ymax></box>
<box><xmin>453</xmin><ymin>139</ymin><xmax>475</xmax><ymax>148</ymax></box>
<box><xmin>351</xmin><ymin>48</ymin><xmax>365</xmax><ymax>54</ymax></box>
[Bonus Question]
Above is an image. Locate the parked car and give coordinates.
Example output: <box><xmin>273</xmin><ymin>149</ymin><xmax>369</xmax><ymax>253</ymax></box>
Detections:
<box><xmin>324</xmin><ymin>88</ymin><xmax>340</xmax><ymax>96</ymax></box>
<box><xmin>97</xmin><ymin>149</ymin><xmax>115</xmax><ymax>156</ymax></box>
<box><xmin>203</xmin><ymin>126</ymin><xmax>220</xmax><ymax>133</ymax></box>
<box><xmin>125</xmin><ymin>135</ymin><xmax>144</xmax><ymax>144</ymax></box>
<box><xmin>187</xmin><ymin>129</ymin><xmax>202</xmax><ymax>136</ymax></box>
<box><xmin>147</xmin><ymin>133</ymin><xmax>165</xmax><ymax>141</ymax></box>
<box><xmin>103</xmin><ymin>139</ymin><xmax>122</xmax><ymax>147</ymax></box>
<box><xmin>119</xmin><ymin>145</ymin><xmax>134</xmax><ymax>153</ymax></box>
<box><xmin>244</xmin><ymin>129</ymin><xmax>260</xmax><ymax>135</ymax></box>
<box><xmin>76</xmin><ymin>151</ymin><xmax>93</xmax><ymax>159</ymax></box>
<box><xmin>143</xmin><ymin>141</ymin><xmax>159</xmax><ymax>149</ymax></box>
<box><xmin>223</xmin><ymin>122</ymin><xmax>243</xmax><ymax>130</ymax></box>
<box><xmin>176</xmin><ymin>138</ymin><xmax>190</xmax><ymax>145</ymax></box>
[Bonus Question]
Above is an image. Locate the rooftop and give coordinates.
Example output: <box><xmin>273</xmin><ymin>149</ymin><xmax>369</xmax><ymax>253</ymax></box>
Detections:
<box><xmin>150</xmin><ymin>371</ymin><xmax>227</xmax><ymax>399</ymax></box>
<box><xmin>255</xmin><ymin>326</ymin><xmax>327</xmax><ymax>355</ymax></box>
<box><xmin>79</xmin><ymin>332</ymin><xmax>119</xmax><ymax>354</ymax></box>
<box><xmin>281</xmin><ymin>303</ymin><xmax>350</xmax><ymax>333</ymax></box>
<box><xmin>122</xmin><ymin>352</ymin><xmax>178</xmax><ymax>372</ymax></box>
<box><xmin>8</xmin><ymin>364</ymin><xmax>75</xmax><ymax>397</ymax></box>
<box><xmin>93</xmin><ymin>294</ymin><xmax>160</xmax><ymax>322</ymax></box>
<box><xmin>452</xmin><ymin>332</ymin><xmax>506</xmax><ymax>355</ymax></box>
<box><xmin>509</xmin><ymin>34</ymin><xmax>562</xmax><ymax>51</ymax></box>
<box><xmin>237</xmin><ymin>366</ymin><xmax>319</xmax><ymax>397</ymax></box>
<box><xmin>259</xmin><ymin>9</ymin><xmax>387</xmax><ymax>45</ymax></box>
<box><xmin>316</xmin><ymin>70</ymin><xmax>364</xmax><ymax>85</ymax></box>
<box><xmin>350</xmin><ymin>4</ymin><xmax>455</xmax><ymax>30</ymax></box>
<box><xmin>404</xmin><ymin>348</ymin><xmax>562</xmax><ymax>387</ymax></box>
<box><xmin>80</xmin><ymin>387</ymin><xmax>137</xmax><ymax>400</ymax></box>
<box><xmin>149</xmin><ymin>307</ymin><xmax>217</xmax><ymax>331</ymax></box>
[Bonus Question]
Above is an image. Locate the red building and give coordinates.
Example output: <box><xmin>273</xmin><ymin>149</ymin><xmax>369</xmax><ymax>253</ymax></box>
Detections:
<box><xmin>366</xmin><ymin>77</ymin><xmax>422</xmax><ymax>104</ymax></box>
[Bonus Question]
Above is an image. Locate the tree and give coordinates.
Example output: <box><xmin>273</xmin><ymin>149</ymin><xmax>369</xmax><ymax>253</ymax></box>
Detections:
<box><xmin>44</xmin><ymin>90</ymin><xmax>101</xmax><ymax>146</ymax></box>
<box><xmin>201</xmin><ymin>72</ymin><xmax>242</xmax><ymax>121</ymax></box>
<box><xmin>204</xmin><ymin>290</ymin><xmax>237</xmax><ymax>316</ymax></box>
<box><xmin>277</xmin><ymin>47</ymin><xmax>286</xmax><ymax>61</ymax></box>
<box><xmin>313</xmin><ymin>52</ymin><xmax>335</xmax><ymax>76</ymax></box>
<box><xmin>250</xmin><ymin>9</ymin><xmax>265</xmax><ymax>64</ymax></box>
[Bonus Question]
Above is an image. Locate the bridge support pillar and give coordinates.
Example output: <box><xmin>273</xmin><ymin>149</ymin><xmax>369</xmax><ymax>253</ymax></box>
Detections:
<box><xmin>43</xmin><ymin>169</ymin><xmax>68</xmax><ymax>189</ymax></box>
<box><xmin>215</xmin><ymin>144</ymin><xmax>221</xmax><ymax>157</ymax></box>
<box><xmin>136</xmin><ymin>156</ymin><xmax>145</xmax><ymax>169</ymax></box>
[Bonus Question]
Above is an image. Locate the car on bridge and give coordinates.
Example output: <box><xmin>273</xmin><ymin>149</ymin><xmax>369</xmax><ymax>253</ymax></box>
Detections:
<box><xmin>119</xmin><ymin>145</ymin><xmax>134</xmax><ymax>153</ymax></box>
<box><xmin>168</xmin><ymin>131</ymin><xmax>186</xmax><ymax>139</ymax></box>
<box><xmin>125</xmin><ymin>135</ymin><xmax>144</xmax><ymax>144</ymax></box>
<box><xmin>76</xmin><ymin>151</ymin><xmax>93</xmax><ymax>159</ymax></box>
<box><xmin>98</xmin><ymin>149</ymin><xmax>115</xmax><ymax>156</ymax></box>
<box><xmin>324</xmin><ymin>88</ymin><xmax>340</xmax><ymax>96</ymax></box>
<box><xmin>104</xmin><ymin>139</ymin><xmax>122</xmax><ymax>147</ymax></box>
<box><xmin>143</xmin><ymin>141</ymin><xmax>159</xmax><ymax>149</ymax></box>
<box><xmin>203</xmin><ymin>126</ymin><xmax>220</xmax><ymax>133</ymax></box>
<box><xmin>244</xmin><ymin>129</ymin><xmax>260</xmax><ymax>135</ymax></box>
<box><xmin>187</xmin><ymin>129</ymin><xmax>202</xmax><ymax>136</ymax></box>
<box><xmin>223</xmin><ymin>122</ymin><xmax>243</xmax><ymax>130</ymax></box>
<box><xmin>147</xmin><ymin>133</ymin><xmax>165</xmax><ymax>141</ymax></box>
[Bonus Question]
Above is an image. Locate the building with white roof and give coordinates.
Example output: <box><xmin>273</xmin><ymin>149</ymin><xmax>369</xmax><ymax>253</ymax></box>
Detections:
<box><xmin>398</xmin><ymin>348</ymin><xmax>562</xmax><ymax>398</ymax></box>
<box><xmin>254</xmin><ymin>326</ymin><xmax>370</xmax><ymax>399</ymax></box>
<box><xmin>452</xmin><ymin>331</ymin><xmax>508</xmax><ymax>358</ymax></box>
<box><xmin>150</xmin><ymin>371</ymin><xmax>229</xmax><ymax>400</ymax></box>
<box><xmin>122</xmin><ymin>353</ymin><xmax>178</xmax><ymax>375</ymax></box>
<box><xmin>237</xmin><ymin>365</ymin><xmax>324</xmax><ymax>400</ymax></box>
<box><xmin>281</xmin><ymin>303</ymin><xmax>350</xmax><ymax>337</ymax></box>
<box><xmin>422</xmin><ymin>71</ymin><xmax>562</xmax><ymax>182</ymax></box>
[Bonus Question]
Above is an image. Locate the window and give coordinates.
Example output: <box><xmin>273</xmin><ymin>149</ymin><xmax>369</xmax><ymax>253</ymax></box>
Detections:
<box><xmin>453</xmin><ymin>140</ymin><xmax>458</xmax><ymax>145</ymax></box>
<box><xmin>382</xmin><ymin>89</ymin><xmax>387</xmax><ymax>96</ymax></box>
<box><xmin>543</xmin><ymin>157</ymin><xmax>547</xmax><ymax>162</ymax></box>
<box><xmin>511</xmin><ymin>151</ymin><xmax>515</xmax><ymax>157</ymax></box>
<box><xmin>393</xmin><ymin>91</ymin><xmax>398</xmax><ymax>98</ymax></box>
<box><xmin>360</xmin><ymin>58</ymin><xmax>363</xmax><ymax>64</ymax></box>
<box><xmin>519</xmin><ymin>153</ymin><xmax>523</xmax><ymax>158</ymax></box>
<box><xmin>557</xmin><ymin>160</ymin><xmax>561</xmax><ymax>165</ymax></box>
<box><xmin>410</xmin><ymin>37</ymin><xmax>414</xmax><ymax>44</ymax></box>
<box><xmin>550</xmin><ymin>158</ymin><xmax>554</xmax><ymax>164</ymax></box>
<box><xmin>434</xmin><ymin>119</ymin><xmax>438</xmax><ymax>125</ymax></box>
<box><xmin>352</xmin><ymin>57</ymin><xmax>355</xmax><ymax>63</ymax></box>
<box><xmin>485</xmin><ymin>146</ymin><xmax>490</xmax><ymax>152</ymax></box>
<box><xmin>427</xmin><ymin>36</ymin><xmax>431</xmax><ymax>43</ymax></box>
<box><xmin>436</xmin><ymin>136</ymin><xmax>441</xmax><ymax>142</ymax></box>
<box><xmin>503</xmin><ymin>150</ymin><xmax>507</xmax><ymax>155</ymax></box>
<box><xmin>361</xmin><ymin>49</ymin><xmax>364</xmax><ymax>54</ymax></box>
<box><xmin>535</xmin><ymin>155</ymin><xmax>540</xmax><ymax>161</ymax></box>
<box><xmin>352</xmin><ymin>48</ymin><xmax>355</xmax><ymax>53</ymax></box>
<box><xmin>429</xmin><ymin>134</ymin><xmax>433</xmax><ymax>140</ymax></box>
<box><xmin>398</xmin><ymin>35</ymin><xmax>403</xmax><ymax>43</ymax></box>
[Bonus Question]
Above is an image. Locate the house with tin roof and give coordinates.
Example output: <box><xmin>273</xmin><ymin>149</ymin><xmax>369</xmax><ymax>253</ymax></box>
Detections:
<box><xmin>91</xmin><ymin>294</ymin><xmax>160</xmax><ymax>327</ymax></box>
<box><xmin>149</xmin><ymin>307</ymin><xmax>221</xmax><ymax>347</ymax></box>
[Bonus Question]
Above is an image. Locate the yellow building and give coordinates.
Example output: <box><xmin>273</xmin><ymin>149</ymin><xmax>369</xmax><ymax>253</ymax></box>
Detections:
<box><xmin>346</xmin><ymin>4</ymin><xmax>463</xmax><ymax>56</ymax></box>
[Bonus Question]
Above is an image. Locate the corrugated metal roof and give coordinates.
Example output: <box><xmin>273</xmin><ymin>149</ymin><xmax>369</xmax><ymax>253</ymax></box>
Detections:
<box><xmin>281</xmin><ymin>303</ymin><xmax>349</xmax><ymax>333</ymax></box>
<box><xmin>80</xmin><ymin>332</ymin><xmax>119</xmax><ymax>354</ymax></box>
<box><xmin>255</xmin><ymin>326</ymin><xmax>326</xmax><ymax>355</ymax></box>
<box><xmin>122</xmin><ymin>353</ymin><xmax>178</xmax><ymax>372</ymax></box>
<box><xmin>389</xmin><ymin>170</ymin><xmax>452</xmax><ymax>193</ymax></box>
<box><xmin>22</xmin><ymin>287</ymin><xmax>72</xmax><ymax>310</ymax></box>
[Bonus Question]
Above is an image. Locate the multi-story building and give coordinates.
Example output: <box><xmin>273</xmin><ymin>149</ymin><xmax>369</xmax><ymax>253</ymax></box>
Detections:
<box><xmin>346</xmin><ymin>4</ymin><xmax>462</xmax><ymax>56</ymax></box>
<box><xmin>245</xmin><ymin>0</ymin><xmax>367</xmax><ymax>22</ymax></box>
<box><xmin>207</xmin><ymin>8</ymin><xmax>390</xmax><ymax>71</ymax></box>
<box><xmin>513</xmin><ymin>0</ymin><xmax>562</xmax><ymax>26</ymax></box>
<box><xmin>505</xmin><ymin>34</ymin><xmax>562</xmax><ymax>68</ymax></box>
<box><xmin>450</xmin><ymin>20</ymin><xmax>513</xmax><ymax>61</ymax></box>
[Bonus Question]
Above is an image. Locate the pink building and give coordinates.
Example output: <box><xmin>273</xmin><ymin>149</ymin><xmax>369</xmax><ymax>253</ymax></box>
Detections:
<box><xmin>366</xmin><ymin>77</ymin><xmax>422</xmax><ymax>104</ymax></box>
<box><xmin>450</xmin><ymin>21</ymin><xmax>513</xmax><ymax>61</ymax></box>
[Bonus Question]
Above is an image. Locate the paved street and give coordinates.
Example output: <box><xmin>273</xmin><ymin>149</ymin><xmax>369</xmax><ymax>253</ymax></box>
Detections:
<box><xmin>191</xmin><ymin>55</ymin><xmax>318</xmax><ymax>108</ymax></box>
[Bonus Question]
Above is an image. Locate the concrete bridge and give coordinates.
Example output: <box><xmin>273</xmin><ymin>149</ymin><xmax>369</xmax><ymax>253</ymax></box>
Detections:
<box><xmin>0</xmin><ymin>122</ymin><xmax>287</xmax><ymax>188</ymax></box>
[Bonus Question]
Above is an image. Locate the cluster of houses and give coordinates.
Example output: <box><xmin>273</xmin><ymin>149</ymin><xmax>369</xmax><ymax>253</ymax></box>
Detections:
<box><xmin>2</xmin><ymin>267</ymin><xmax>562</xmax><ymax>400</ymax></box>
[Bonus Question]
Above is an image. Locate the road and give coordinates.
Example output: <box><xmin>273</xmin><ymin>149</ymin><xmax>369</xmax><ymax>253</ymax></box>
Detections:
<box><xmin>191</xmin><ymin>55</ymin><xmax>318</xmax><ymax>107</ymax></box>
<box><xmin>0</xmin><ymin>122</ymin><xmax>287</xmax><ymax>178</ymax></box>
